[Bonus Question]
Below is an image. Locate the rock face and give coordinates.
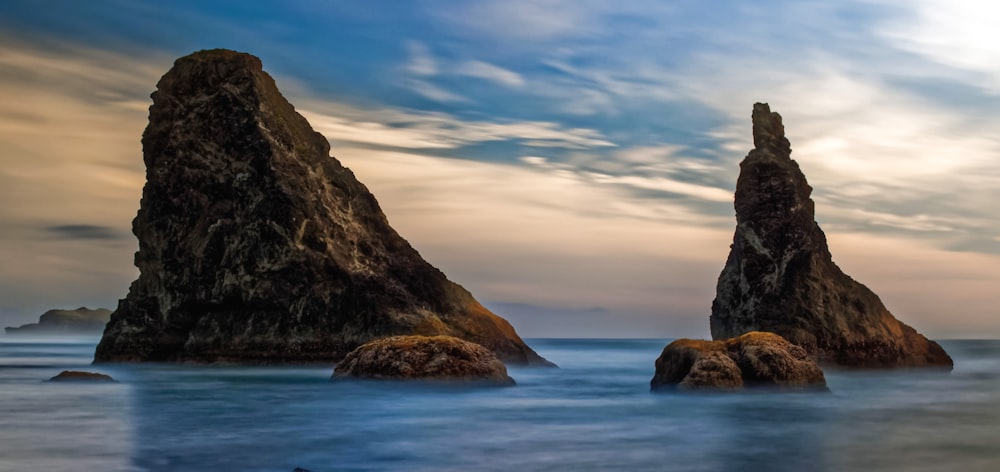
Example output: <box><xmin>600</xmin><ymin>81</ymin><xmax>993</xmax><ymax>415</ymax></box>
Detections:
<box><xmin>333</xmin><ymin>335</ymin><xmax>515</xmax><ymax>385</ymax></box>
<box><xmin>5</xmin><ymin>307</ymin><xmax>112</xmax><ymax>335</ymax></box>
<box><xmin>710</xmin><ymin>103</ymin><xmax>952</xmax><ymax>369</ymax></box>
<box><xmin>651</xmin><ymin>332</ymin><xmax>827</xmax><ymax>391</ymax></box>
<box><xmin>49</xmin><ymin>371</ymin><xmax>116</xmax><ymax>382</ymax></box>
<box><xmin>94</xmin><ymin>49</ymin><xmax>550</xmax><ymax>366</ymax></box>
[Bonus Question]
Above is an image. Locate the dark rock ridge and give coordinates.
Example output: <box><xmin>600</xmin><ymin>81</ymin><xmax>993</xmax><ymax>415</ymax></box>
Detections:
<box><xmin>710</xmin><ymin>103</ymin><xmax>952</xmax><ymax>369</ymax></box>
<box><xmin>333</xmin><ymin>335</ymin><xmax>515</xmax><ymax>385</ymax></box>
<box><xmin>49</xmin><ymin>371</ymin><xmax>116</xmax><ymax>382</ymax></box>
<box><xmin>5</xmin><ymin>307</ymin><xmax>111</xmax><ymax>335</ymax></box>
<box><xmin>94</xmin><ymin>49</ymin><xmax>550</xmax><ymax>366</ymax></box>
<box><xmin>651</xmin><ymin>331</ymin><xmax>827</xmax><ymax>391</ymax></box>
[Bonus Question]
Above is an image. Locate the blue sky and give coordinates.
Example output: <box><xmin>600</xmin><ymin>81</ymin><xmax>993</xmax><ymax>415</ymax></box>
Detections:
<box><xmin>2</xmin><ymin>1</ymin><xmax>999</xmax><ymax>337</ymax></box>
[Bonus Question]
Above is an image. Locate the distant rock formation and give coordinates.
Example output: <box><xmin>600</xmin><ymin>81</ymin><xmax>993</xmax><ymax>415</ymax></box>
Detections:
<box><xmin>5</xmin><ymin>307</ymin><xmax>111</xmax><ymax>335</ymax></box>
<box><xmin>710</xmin><ymin>103</ymin><xmax>952</xmax><ymax>369</ymax></box>
<box><xmin>651</xmin><ymin>332</ymin><xmax>827</xmax><ymax>391</ymax></box>
<box><xmin>333</xmin><ymin>335</ymin><xmax>515</xmax><ymax>386</ymax></box>
<box><xmin>94</xmin><ymin>49</ymin><xmax>551</xmax><ymax>366</ymax></box>
<box><xmin>49</xmin><ymin>370</ymin><xmax>116</xmax><ymax>382</ymax></box>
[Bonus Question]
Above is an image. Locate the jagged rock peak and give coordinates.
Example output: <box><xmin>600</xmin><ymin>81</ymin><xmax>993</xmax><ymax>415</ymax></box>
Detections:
<box><xmin>710</xmin><ymin>103</ymin><xmax>952</xmax><ymax>369</ymax></box>
<box><xmin>751</xmin><ymin>102</ymin><xmax>791</xmax><ymax>156</ymax></box>
<box><xmin>94</xmin><ymin>49</ymin><xmax>552</xmax><ymax>366</ymax></box>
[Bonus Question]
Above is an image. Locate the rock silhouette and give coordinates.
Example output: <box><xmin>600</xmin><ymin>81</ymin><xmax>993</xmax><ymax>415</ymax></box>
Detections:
<box><xmin>710</xmin><ymin>103</ymin><xmax>952</xmax><ymax>369</ymax></box>
<box><xmin>94</xmin><ymin>49</ymin><xmax>550</xmax><ymax>366</ymax></box>
<box><xmin>5</xmin><ymin>307</ymin><xmax>111</xmax><ymax>335</ymax></box>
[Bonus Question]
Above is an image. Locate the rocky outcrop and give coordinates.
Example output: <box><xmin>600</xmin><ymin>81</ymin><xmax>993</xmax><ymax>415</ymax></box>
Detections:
<box><xmin>49</xmin><ymin>371</ymin><xmax>116</xmax><ymax>382</ymax></box>
<box><xmin>94</xmin><ymin>49</ymin><xmax>550</xmax><ymax>366</ymax></box>
<box><xmin>651</xmin><ymin>332</ymin><xmax>827</xmax><ymax>391</ymax></box>
<box><xmin>333</xmin><ymin>335</ymin><xmax>515</xmax><ymax>385</ymax></box>
<box><xmin>5</xmin><ymin>307</ymin><xmax>111</xmax><ymax>335</ymax></box>
<box><xmin>710</xmin><ymin>103</ymin><xmax>952</xmax><ymax>369</ymax></box>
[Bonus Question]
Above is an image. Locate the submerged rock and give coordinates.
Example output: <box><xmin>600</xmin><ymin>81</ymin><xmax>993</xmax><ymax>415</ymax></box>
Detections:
<box><xmin>49</xmin><ymin>371</ymin><xmax>115</xmax><ymax>382</ymax></box>
<box><xmin>5</xmin><ymin>307</ymin><xmax>111</xmax><ymax>335</ymax></box>
<box><xmin>333</xmin><ymin>335</ymin><xmax>515</xmax><ymax>385</ymax></box>
<box><xmin>651</xmin><ymin>332</ymin><xmax>826</xmax><ymax>391</ymax></box>
<box><xmin>710</xmin><ymin>103</ymin><xmax>953</xmax><ymax>369</ymax></box>
<box><xmin>94</xmin><ymin>49</ymin><xmax>550</xmax><ymax>366</ymax></box>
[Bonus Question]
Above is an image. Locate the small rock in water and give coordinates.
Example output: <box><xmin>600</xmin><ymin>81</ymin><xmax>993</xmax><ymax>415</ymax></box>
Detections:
<box><xmin>48</xmin><ymin>371</ymin><xmax>115</xmax><ymax>382</ymax></box>
<box><xmin>651</xmin><ymin>331</ymin><xmax>827</xmax><ymax>391</ymax></box>
<box><xmin>333</xmin><ymin>335</ymin><xmax>516</xmax><ymax>386</ymax></box>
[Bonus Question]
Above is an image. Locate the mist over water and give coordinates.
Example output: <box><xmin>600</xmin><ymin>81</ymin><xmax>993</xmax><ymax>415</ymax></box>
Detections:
<box><xmin>0</xmin><ymin>337</ymin><xmax>997</xmax><ymax>471</ymax></box>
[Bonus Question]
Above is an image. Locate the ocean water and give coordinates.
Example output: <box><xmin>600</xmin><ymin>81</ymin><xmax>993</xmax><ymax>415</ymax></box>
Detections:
<box><xmin>0</xmin><ymin>337</ymin><xmax>997</xmax><ymax>472</ymax></box>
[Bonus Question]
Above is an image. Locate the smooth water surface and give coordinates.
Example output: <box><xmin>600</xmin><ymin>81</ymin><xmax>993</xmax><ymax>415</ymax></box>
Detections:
<box><xmin>1</xmin><ymin>337</ymin><xmax>997</xmax><ymax>471</ymax></box>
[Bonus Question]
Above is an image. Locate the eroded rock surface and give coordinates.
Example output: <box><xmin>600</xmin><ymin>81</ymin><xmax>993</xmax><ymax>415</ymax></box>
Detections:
<box><xmin>333</xmin><ymin>335</ymin><xmax>515</xmax><ymax>385</ymax></box>
<box><xmin>651</xmin><ymin>332</ymin><xmax>827</xmax><ymax>391</ymax></box>
<box><xmin>710</xmin><ymin>103</ymin><xmax>952</xmax><ymax>369</ymax></box>
<box><xmin>94</xmin><ymin>49</ymin><xmax>550</xmax><ymax>366</ymax></box>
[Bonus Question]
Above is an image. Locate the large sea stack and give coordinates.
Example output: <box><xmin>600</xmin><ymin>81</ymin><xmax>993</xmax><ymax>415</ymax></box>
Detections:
<box><xmin>710</xmin><ymin>103</ymin><xmax>952</xmax><ymax>369</ymax></box>
<box><xmin>94</xmin><ymin>49</ymin><xmax>550</xmax><ymax>366</ymax></box>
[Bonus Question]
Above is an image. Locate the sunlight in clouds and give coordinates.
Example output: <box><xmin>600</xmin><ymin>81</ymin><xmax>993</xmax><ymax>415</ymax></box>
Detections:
<box><xmin>882</xmin><ymin>0</ymin><xmax>1000</xmax><ymax>93</ymax></box>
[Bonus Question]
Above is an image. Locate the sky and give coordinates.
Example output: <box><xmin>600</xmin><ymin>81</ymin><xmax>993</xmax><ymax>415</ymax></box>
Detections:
<box><xmin>1</xmin><ymin>0</ymin><xmax>999</xmax><ymax>338</ymax></box>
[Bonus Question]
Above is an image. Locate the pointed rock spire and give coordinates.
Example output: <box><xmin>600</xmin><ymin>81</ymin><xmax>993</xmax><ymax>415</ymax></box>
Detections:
<box><xmin>710</xmin><ymin>103</ymin><xmax>952</xmax><ymax>369</ymax></box>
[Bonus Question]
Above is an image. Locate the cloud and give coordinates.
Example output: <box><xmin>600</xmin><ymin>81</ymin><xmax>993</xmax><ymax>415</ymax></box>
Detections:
<box><xmin>881</xmin><ymin>0</ymin><xmax>1000</xmax><ymax>94</ymax></box>
<box><xmin>403</xmin><ymin>40</ymin><xmax>438</xmax><ymax>76</ymax></box>
<box><xmin>519</xmin><ymin>153</ymin><xmax>734</xmax><ymax>203</ymax></box>
<box><xmin>455</xmin><ymin>60</ymin><xmax>525</xmax><ymax>87</ymax></box>
<box><xmin>399</xmin><ymin>41</ymin><xmax>524</xmax><ymax>101</ymax></box>
<box><xmin>333</xmin><ymin>145</ymin><xmax>732</xmax><ymax>337</ymax></box>
<box><xmin>298</xmin><ymin>104</ymin><xmax>615</xmax><ymax>150</ymax></box>
<box><xmin>0</xmin><ymin>37</ymin><xmax>153</xmax><ymax>322</ymax></box>
<box><xmin>433</xmin><ymin>0</ymin><xmax>599</xmax><ymax>41</ymax></box>
<box><xmin>404</xmin><ymin>78</ymin><xmax>470</xmax><ymax>103</ymax></box>
<box><xmin>669</xmin><ymin>54</ymin><xmax>1000</xmax><ymax>248</ymax></box>
<box><xmin>44</xmin><ymin>224</ymin><xmax>128</xmax><ymax>241</ymax></box>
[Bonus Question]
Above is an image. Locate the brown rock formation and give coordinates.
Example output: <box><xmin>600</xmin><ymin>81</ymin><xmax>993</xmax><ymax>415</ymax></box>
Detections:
<box><xmin>49</xmin><ymin>370</ymin><xmax>116</xmax><ymax>382</ymax></box>
<box><xmin>333</xmin><ymin>335</ymin><xmax>515</xmax><ymax>386</ymax></box>
<box><xmin>651</xmin><ymin>332</ymin><xmax>827</xmax><ymax>391</ymax></box>
<box><xmin>94</xmin><ymin>49</ymin><xmax>550</xmax><ymax>366</ymax></box>
<box><xmin>710</xmin><ymin>103</ymin><xmax>952</xmax><ymax>369</ymax></box>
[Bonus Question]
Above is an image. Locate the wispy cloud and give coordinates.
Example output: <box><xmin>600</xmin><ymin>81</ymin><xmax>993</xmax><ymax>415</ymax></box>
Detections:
<box><xmin>455</xmin><ymin>60</ymin><xmax>525</xmax><ymax>87</ymax></box>
<box><xmin>400</xmin><ymin>41</ymin><xmax>524</xmax><ymax>102</ymax></box>
<box><xmin>404</xmin><ymin>78</ymin><xmax>470</xmax><ymax>103</ymax></box>
<box><xmin>44</xmin><ymin>224</ymin><xmax>128</xmax><ymax>241</ymax></box>
<box><xmin>403</xmin><ymin>40</ymin><xmax>438</xmax><ymax>76</ymax></box>
<box><xmin>881</xmin><ymin>0</ymin><xmax>1000</xmax><ymax>94</ymax></box>
<box><xmin>299</xmin><ymin>104</ymin><xmax>615</xmax><ymax>150</ymax></box>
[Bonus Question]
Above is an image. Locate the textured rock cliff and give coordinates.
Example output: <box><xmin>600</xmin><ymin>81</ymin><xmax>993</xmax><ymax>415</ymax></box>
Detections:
<box><xmin>710</xmin><ymin>103</ymin><xmax>952</xmax><ymax>369</ymax></box>
<box><xmin>94</xmin><ymin>49</ymin><xmax>550</xmax><ymax>366</ymax></box>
